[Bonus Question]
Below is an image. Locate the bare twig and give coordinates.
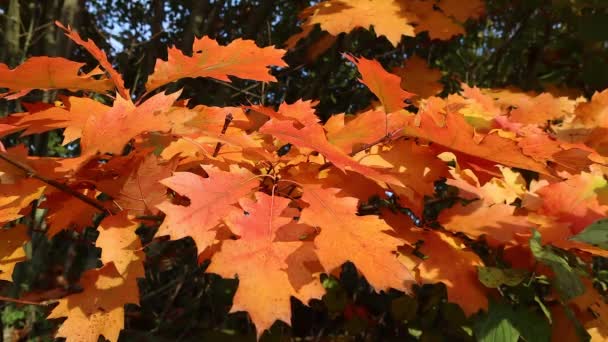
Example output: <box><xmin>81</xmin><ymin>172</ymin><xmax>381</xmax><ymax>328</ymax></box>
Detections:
<box><xmin>212</xmin><ymin>113</ymin><xmax>233</xmax><ymax>157</ymax></box>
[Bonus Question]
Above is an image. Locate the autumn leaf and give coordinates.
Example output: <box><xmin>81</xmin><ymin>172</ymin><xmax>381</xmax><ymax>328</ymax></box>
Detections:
<box><xmin>56</xmin><ymin>21</ymin><xmax>129</xmax><ymax>99</ymax></box>
<box><xmin>156</xmin><ymin>165</ymin><xmax>260</xmax><ymax>252</ymax></box>
<box><xmin>207</xmin><ymin>192</ymin><xmax>323</xmax><ymax>337</ymax></box>
<box><xmin>287</xmin><ymin>0</ymin><xmax>485</xmax><ymax>47</ymax></box>
<box><xmin>299</xmin><ymin>185</ymin><xmax>415</xmax><ymax>292</ymax></box>
<box><xmin>14</xmin><ymin>97</ymin><xmax>109</xmax><ymax>145</ymax></box>
<box><xmin>97</xmin><ymin>213</ymin><xmax>145</xmax><ymax>278</ymax></box>
<box><xmin>402</xmin><ymin>97</ymin><xmax>553</xmax><ymax>176</ymax></box>
<box><xmin>95</xmin><ymin>153</ymin><xmax>177</xmax><ymax>215</ymax></box>
<box><xmin>81</xmin><ymin>89</ymin><xmax>180</xmax><ymax>154</ymax></box>
<box><xmin>146</xmin><ymin>36</ymin><xmax>287</xmax><ymax>92</ymax></box>
<box><xmin>260</xmin><ymin>119</ymin><xmax>403</xmax><ymax>186</ymax></box>
<box><xmin>0</xmin><ymin>179</ymin><xmax>46</xmax><ymax>225</ymax></box>
<box><xmin>0</xmin><ymin>57</ymin><xmax>113</xmax><ymax>98</ymax></box>
<box><xmin>531</xmin><ymin>171</ymin><xmax>608</xmax><ymax>234</ymax></box>
<box><xmin>0</xmin><ymin>224</ymin><xmax>28</xmax><ymax>281</ymax></box>
<box><xmin>47</xmin><ymin>263</ymin><xmax>140</xmax><ymax>342</ymax></box>
<box><xmin>345</xmin><ymin>55</ymin><xmax>414</xmax><ymax>114</ymax></box>
<box><xmin>393</xmin><ymin>56</ymin><xmax>443</xmax><ymax>99</ymax></box>
<box><xmin>415</xmin><ymin>230</ymin><xmax>488</xmax><ymax>315</ymax></box>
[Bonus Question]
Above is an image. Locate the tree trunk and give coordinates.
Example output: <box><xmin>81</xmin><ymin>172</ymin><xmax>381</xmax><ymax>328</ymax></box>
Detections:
<box><xmin>183</xmin><ymin>0</ymin><xmax>209</xmax><ymax>53</ymax></box>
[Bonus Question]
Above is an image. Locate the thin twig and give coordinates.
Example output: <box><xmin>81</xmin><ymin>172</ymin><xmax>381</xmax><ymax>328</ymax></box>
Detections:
<box><xmin>212</xmin><ymin>113</ymin><xmax>233</xmax><ymax>157</ymax></box>
<box><xmin>0</xmin><ymin>152</ymin><xmax>110</xmax><ymax>213</ymax></box>
<box><xmin>0</xmin><ymin>295</ymin><xmax>53</xmax><ymax>306</ymax></box>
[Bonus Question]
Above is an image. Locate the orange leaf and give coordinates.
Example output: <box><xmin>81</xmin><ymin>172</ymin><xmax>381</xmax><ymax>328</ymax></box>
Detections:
<box><xmin>0</xmin><ymin>179</ymin><xmax>45</xmax><ymax>225</ymax></box>
<box><xmin>402</xmin><ymin>98</ymin><xmax>552</xmax><ymax>176</ymax></box>
<box><xmin>0</xmin><ymin>224</ymin><xmax>28</xmax><ymax>281</ymax></box>
<box><xmin>97</xmin><ymin>213</ymin><xmax>145</xmax><ymax>278</ymax></box>
<box><xmin>56</xmin><ymin>21</ymin><xmax>129</xmax><ymax>99</ymax></box>
<box><xmin>47</xmin><ymin>264</ymin><xmax>139</xmax><ymax>342</ymax></box>
<box><xmin>260</xmin><ymin>119</ymin><xmax>402</xmax><ymax>186</ymax></box>
<box><xmin>146</xmin><ymin>37</ymin><xmax>287</xmax><ymax>91</ymax></box>
<box><xmin>156</xmin><ymin>165</ymin><xmax>260</xmax><ymax>252</ymax></box>
<box><xmin>415</xmin><ymin>230</ymin><xmax>488</xmax><ymax>316</ymax></box>
<box><xmin>207</xmin><ymin>193</ymin><xmax>323</xmax><ymax>337</ymax></box>
<box><xmin>345</xmin><ymin>55</ymin><xmax>413</xmax><ymax>114</ymax></box>
<box><xmin>393</xmin><ymin>56</ymin><xmax>443</xmax><ymax>99</ymax></box>
<box><xmin>0</xmin><ymin>57</ymin><xmax>112</xmax><ymax>98</ymax></box>
<box><xmin>81</xmin><ymin>90</ymin><xmax>179</xmax><ymax>154</ymax></box>
<box><xmin>300</xmin><ymin>185</ymin><xmax>415</xmax><ymax>292</ymax></box>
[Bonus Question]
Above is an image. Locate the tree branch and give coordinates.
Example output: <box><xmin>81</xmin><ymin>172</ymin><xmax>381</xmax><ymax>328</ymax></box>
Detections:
<box><xmin>0</xmin><ymin>152</ymin><xmax>111</xmax><ymax>213</ymax></box>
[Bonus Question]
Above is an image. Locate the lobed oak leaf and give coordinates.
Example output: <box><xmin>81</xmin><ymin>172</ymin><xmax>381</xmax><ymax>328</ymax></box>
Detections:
<box><xmin>56</xmin><ymin>22</ymin><xmax>129</xmax><ymax>99</ymax></box>
<box><xmin>0</xmin><ymin>224</ymin><xmax>28</xmax><ymax>281</ymax></box>
<box><xmin>47</xmin><ymin>263</ymin><xmax>139</xmax><ymax>342</ymax></box>
<box><xmin>393</xmin><ymin>56</ymin><xmax>443</xmax><ymax>100</ymax></box>
<box><xmin>438</xmin><ymin>201</ymin><xmax>533</xmax><ymax>245</ymax></box>
<box><xmin>402</xmin><ymin>98</ymin><xmax>553</xmax><ymax>176</ymax></box>
<box><xmin>207</xmin><ymin>192</ymin><xmax>323</xmax><ymax>337</ymax></box>
<box><xmin>0</xmin><ymin>179</ymin><xmax>46</xmax><ymax>225</ymax></box>
<box><xmin>0</xmin><ymin>57</ymin><xmax>113</xmax><ymax>99</ymax></box>
<box><xmin>260</xmin><ymin>119</ymin><xmax>403</xmax><ymax>186</ymax></box>
<box><xmin>287</xmin><ymin>0</ymin><xmax>417</xmax><ymax>47</ymax></box>
<box><xmin>156</xmin><ymin>165</ymin><xmax>260</xmax><ymax>252</ymax></box>
<box><xmin>344</xmin><ymin>54</ymin><xmax>414</xmax><ymax>114</ymax></box>
<box><xmin>146</xmin><ymin>36</ymin><xmax>287</xmax><ymax>92</ymax></box>
<box><xmin>41</xmin><ymin>189</ymin><xmax>100</xmax><ymax>237</ymax></box>
<box><xmin>95</xmin><ymin>153</ymin><xmax>178</xmax><ymax>215</ymax></box>
<box><xmin>299</xmin><ymin>185</ymin><xmax>415</xmax><ymax>292</ymax></box>
<box><xmin>11</xmin><ymin>97</ymin><xmax>109</xmax><ymax>146</ymax></box>
<box><xmin>531</xmin><ymin>171</ymin><xmax>608</xmax><ymax>234</ymax></box>
<box><xmin>97</xmin><ymin>213</ymin><xmax>145</xmax><ymax>279</ymax></box>
<box><xmin>415</xmin><ymin>230</ymin><xmax>488</xmax><ymax>315</ymax></box>
<box><xmin>287</xmin><ymin>0</ymin><xmax>484</xmax><ymax>48</ymax></box>
<box><xmin>81</xmin><ymin>90</ymin><xmax>179</xmax><ymax>155</ymax></box>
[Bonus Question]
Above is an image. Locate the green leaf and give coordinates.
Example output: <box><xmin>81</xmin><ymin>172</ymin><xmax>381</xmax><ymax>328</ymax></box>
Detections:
<box><xmin>529</xmin><ymin>230</ymin><xmax>585</xmax><ymax>300</ymax></box>
<box><xmin>474</xmin><ymin>302</ymin><xmax>551</xmax><ymax>342</ymax></box>
<box><xmin>478</xmin><ymin>266</ymin><xmax>529</xmax><ymax>288</ymax></box>
<box><xmin>474</xmin><ymin>303</ymin><xmax>520</xmax><ymax>342</ymax></box>
<box><xmin>570</xmin><ymin>218</ymin><xmax>608</xmax><ymax>250</ymax></box>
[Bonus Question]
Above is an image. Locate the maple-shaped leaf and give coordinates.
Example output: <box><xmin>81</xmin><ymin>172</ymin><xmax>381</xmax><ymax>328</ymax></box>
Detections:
<box><xmin>56</xmin><ymin>22</ymin><xmax>129</xmax><ymax>99</ymax></box>
<box><xmin>146</xmin><ymin>36</ymin><xmax>287</xmax><ymax>92</ymax></box>
<box><xmin>81</xmin><ymin>90</ymin><xmax>179</xmax><ymax>154</ymax></box>
<box><xmin>207</xmin><ymin>192</ymin><xmax>323</xmax><ymax>337</ymax></box>
<box><xmin>345</xmin><ymin>55</ymin><xmax>413</xmax><ymax>114</ymax></box>
<box><xmin>97</xmin><ymin>213</ymin><xmax>145</xmax><ymax>278</ymax></box>
<box><xmin>47</xmin><ymin>263</ymin><xmax>139</xmax><ymax>342</ymax></box>
<box><xmin>156</xmin><ymin>165</ymin><xmax>260</xmax><ymax>252</ymax></box>
<box><xmin>260</xmin><ymin>119</ymin><xmax>402</xmax><ymax>186</ymax></box>
<box><xmin>299</xmin><ymin>185</ymin><xmax>414</xmax><ymax>292</ymax></box>
<box><xmin>0</xmin><ymin>57</ymin><xmax>112</xmax><ymax>98</ymax></box>
<box><xmin>0</xmin><ymin>224</ymin><xmax>28</xmax><ymax>281</ymax></box>
<box><xmin>0</xmin><ymin>179</ymin><xmax>46</xmax><ymax>225</ymax></box>
<box><xmin>95</xmin><ymin>153</ymin><xmax>177</xmax><ymax>215</ymax></box>
<box><xmin>402</xmin><ymin>98</ymin><xmax>552</xmax><ymax>176</ymax></box>
<box><xmin>393</xmin><ymin>56</ymin><xmax>443</xmax><ymax>99</ymax></box>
